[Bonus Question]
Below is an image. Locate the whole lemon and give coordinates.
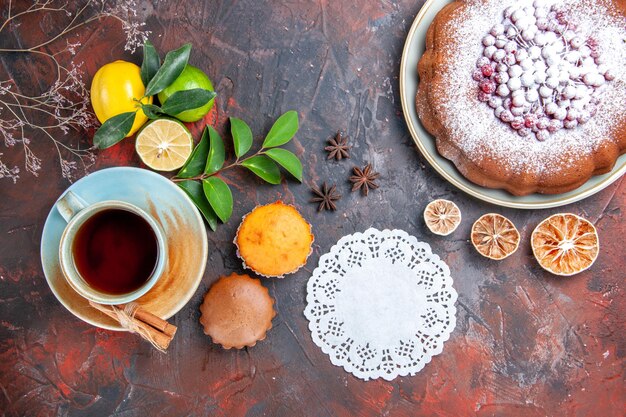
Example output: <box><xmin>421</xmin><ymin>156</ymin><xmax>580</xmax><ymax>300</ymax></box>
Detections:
<box><xmin>157</xmin><ymin>65</ymin><xmax>214</xmax><ymax>122</ymax></box>
<box><xmin>90</xmin><ymin>60</ymin><xmax>152</xmax><ymax>137</ymax></box>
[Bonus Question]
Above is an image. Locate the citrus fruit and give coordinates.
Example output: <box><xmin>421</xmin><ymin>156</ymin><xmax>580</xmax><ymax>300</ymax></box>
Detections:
<box><xmin>471</xmin><ymin>213</ymin><xmax>520</xmax><ymax>260</ymax></box>
<box><xmin>424</xmin><ymin>199</ymin><xmax>462</xmax><ymax>235</ymax></box>
<box><xmin>531</xmin><ymin>213</ymin><xmax>599</xmax><ymax>276</ymax></box>
<box><xmin>157</xmin><ymin>65</ymin><xmax>214</xmax><ymax>122</ymax></box>
<box><xmin>90</xmin><ymin>60</ymin><xmax>152</xmax><ymax>136</ymax></box>
<box><xmin>135</xmin><ymin>119</ymin><xmax>193</xmax><ymax>171</ymax></box>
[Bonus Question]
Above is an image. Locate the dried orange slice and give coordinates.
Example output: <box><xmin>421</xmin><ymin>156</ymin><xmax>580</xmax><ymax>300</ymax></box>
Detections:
<box><xmin>424</xmin><ymin>199</ymin><xmax>462</xmax><ymax>236</ymax></box>
<box><xmin>471</xmin><ymin>213</ymin><xmax>520</xmax><ymax>260</ymax></box>
<box><xmin>531</xmin><ymin>213</ymin><xmax>599</xmax><ymax>276</ymax></box>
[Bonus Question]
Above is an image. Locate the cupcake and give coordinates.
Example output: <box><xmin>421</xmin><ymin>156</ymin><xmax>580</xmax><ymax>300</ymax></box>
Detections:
<box><xmin>199</xmin><ymin>273</ymin><xmax>275</xmax><ymax>349</ymax></box>
<box><xmin>235</xmin><ymin>201</ymin><xmax>314</xmax><ymax>277</ymax></box>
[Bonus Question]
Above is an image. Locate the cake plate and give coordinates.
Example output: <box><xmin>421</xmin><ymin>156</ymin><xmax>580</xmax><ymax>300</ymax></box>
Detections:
<box><xmin>399</xmin><ymin>0</ymin><xmax>626</xmax><ymax>209</ymax></box>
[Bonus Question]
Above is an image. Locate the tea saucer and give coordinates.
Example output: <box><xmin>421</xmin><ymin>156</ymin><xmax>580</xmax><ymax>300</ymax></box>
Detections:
<box><xmin>41</xmin><ymin>167</ymin><xmax>208</xmax><ymax>331</ymax></box>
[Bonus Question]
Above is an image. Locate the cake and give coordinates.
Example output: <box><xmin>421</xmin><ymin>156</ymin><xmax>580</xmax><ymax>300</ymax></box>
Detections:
<box><xmin>416</xmin><ymin>0</ymin><xmax>626</xmax><ymax>195</ymax></box>
<box><xmin>235</xmin><ymin>201</ymin><xmax>314</xmax><ymax>277</ymax></box>
<box><xmin>199</xmin><ymin>273</ymin><xmax>276</xmax><ymax>349</ymax></box>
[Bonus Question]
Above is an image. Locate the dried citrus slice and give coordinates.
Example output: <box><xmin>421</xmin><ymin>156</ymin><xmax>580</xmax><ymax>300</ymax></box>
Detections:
<box><xmin>135</xmin><ymin>119</ymin><xmax>193</xmax><ymax>171</ymax></box>
<box><xmin>424</xmin><ymin>199</ymin><xmax>462</xmax><ymax>236</ymax></box>
<box><xmin>531</xmin><ymin>213</ymin><xmax>599</xmax><ymax>276</ymax></box>
<box><xmin>471</xmin><ymin>213</ymin><xmax>520</xmax><ymax>260</ymax></box>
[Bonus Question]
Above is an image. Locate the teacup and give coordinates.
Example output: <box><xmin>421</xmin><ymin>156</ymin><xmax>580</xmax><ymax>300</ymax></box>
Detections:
<box><xmin>56</xmin><ymin>191</ymin><xmax>167</xmax><ymax>305</ymax></box>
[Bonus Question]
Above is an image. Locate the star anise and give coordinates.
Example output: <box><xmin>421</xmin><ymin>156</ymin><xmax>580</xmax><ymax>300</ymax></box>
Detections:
<box><xmin>325</xmin><ymin>131</ymin><xmax>350</xmax><ymax>160</ymax></box>
<box><xmin>349</xmin><ymin>163</ymin><xmax>380</xmax><ymax>196</ymax></box>
<box><xmin>310</xmin><ymin>182</ymin><xmax>341</xmax><ymax>212</ymax></box>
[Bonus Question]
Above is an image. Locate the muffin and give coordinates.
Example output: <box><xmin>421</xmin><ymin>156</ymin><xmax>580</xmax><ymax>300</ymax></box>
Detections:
<box><xmin>235</xmin><ymin>201</ymin><xmax>314</xmax><ymax>277</ymax></box>
<box><xmin>199</xmin><ymin>273</ymin><xmax>276</xmax><ymax>349</ymax></box>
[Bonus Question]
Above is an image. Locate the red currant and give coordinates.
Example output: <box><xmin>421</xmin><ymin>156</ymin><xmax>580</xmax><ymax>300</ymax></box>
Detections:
<box><xmin>480</xmin><ymin>80</ymin><xmax>496</xmax><ymax>94</ymax></box>
<box><xmin>481</xmin><ymin>64</ymin><xmax>494</xmax><ymax>77</ymax></box>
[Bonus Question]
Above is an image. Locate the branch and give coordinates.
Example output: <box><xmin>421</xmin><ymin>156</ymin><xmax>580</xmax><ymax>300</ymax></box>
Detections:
<box><xmin>171</xmin><ymin>149</ymin><xmax>269</xmax><ymax>183</ymax></box>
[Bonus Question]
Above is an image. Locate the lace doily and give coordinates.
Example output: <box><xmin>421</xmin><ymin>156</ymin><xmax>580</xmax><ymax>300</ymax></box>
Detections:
<box><xmin>304</xmin><ymin>228</ymin><xmax>458</xmax><ymax>381</ymax></box>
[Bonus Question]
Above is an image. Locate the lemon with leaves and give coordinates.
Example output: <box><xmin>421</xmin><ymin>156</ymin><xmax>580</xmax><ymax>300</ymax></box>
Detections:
<box><xmin>157</xmin><ymin>65</ymin><xmax>214</xmax><ymax>122</ymax></box>
<box><xmin>91</xmin><ymin>60</ymin><xmax>152</xmax><ymax>137</ymax></box>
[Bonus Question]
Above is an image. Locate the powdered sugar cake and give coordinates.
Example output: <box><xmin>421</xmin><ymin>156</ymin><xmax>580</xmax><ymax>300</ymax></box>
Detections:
<box><xmin>416</xmin><ymin>0</ymin><xmax>626</xmax><ymax>195</ymax></box>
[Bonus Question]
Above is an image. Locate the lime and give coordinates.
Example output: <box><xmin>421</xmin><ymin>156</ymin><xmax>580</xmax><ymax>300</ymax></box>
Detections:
<box><xmin>157</xmin><ymin>65</ymin><xmax>215</xmax><ymax>122</ymax></box>
<box><xmin>135</xmin><ymin>119</ymin><xmax>193</xmax><ymax>171</ymax></box>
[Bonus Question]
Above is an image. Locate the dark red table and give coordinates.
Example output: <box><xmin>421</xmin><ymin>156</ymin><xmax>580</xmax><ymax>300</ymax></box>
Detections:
<box><xmin>1</xmin><ymin>1</ymin><xmax>624</xmax><ymax>416</ymax></box>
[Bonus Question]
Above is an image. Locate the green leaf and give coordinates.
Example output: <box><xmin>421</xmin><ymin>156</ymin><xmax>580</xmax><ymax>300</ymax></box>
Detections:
<box><xmin>262</xmin><ymin>110</ymin><xmax>299</xmax><ymax>148</ymax></box>
<box><xmin>204</xmin><ymin>126</ymin><xmax>225</xmax><ymax>175</ymax></box>
<box><xmin>202</xmin><ymin>177</ymin><xmax>233</xmax><ymax>223</ymax></box>
<box><xmin>160</xmin><ymin>88</ymin><xmax>216</xmax><ymax>116</ymax></box>
<box><xmin>177</xmin><ymin>127</ymin><xmax>210</xmax><ymax>178</ymax></box>
<box><xmin>241</xmin><ymin>155</ymin><xmax>281</xmax><ymax>184</ymax></box>
<box><xmin>230</xmin><ymin>117</ymin><xmax>253</xmax><ymax>158</ymax></box>
<box><xmin>144</xmin><ymin>43</ymin><xmax>191</xmax><ymax>97</ymax></box>
<box><xmin>140</xmin><ymin>103</ymin><xmax>163</xmax><ymax>119</ymax></box>
<box><xmin>265</xmin><ymin>148</ymin><xmax>303</xmax><ymax>182</ymax></box>
<box><xmin>140</xmin><ymin>40</ymin><xmax>161</xmax><ymax>87</ymax></box>
<box><xmin>177</xmin><ymin>180</ymin><xmax>218</xmax><ymax>231</ymax></box>
<box><xmin>93</xmin><ymin>111</ymin><xmax>136</xmax><ymax>149</ymax></box>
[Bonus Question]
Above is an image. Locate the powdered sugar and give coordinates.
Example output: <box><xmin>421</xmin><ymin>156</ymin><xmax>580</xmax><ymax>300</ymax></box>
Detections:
<box><xmin>435</xmin><ymin>0</ymin><xmax>626</xmax><ymax>175</ymax></box>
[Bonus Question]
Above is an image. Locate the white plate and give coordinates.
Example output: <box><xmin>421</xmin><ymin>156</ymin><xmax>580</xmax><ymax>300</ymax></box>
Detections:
<box><xmin>399</xmin><ymin>0</ymin><xmax>626</xmax><ymax>209</ymax></box>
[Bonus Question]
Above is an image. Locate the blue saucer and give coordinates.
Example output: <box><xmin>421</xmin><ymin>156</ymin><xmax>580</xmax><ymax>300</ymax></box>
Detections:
<box><xmin>41</xmin><ymin>167</ymin><xmax>208</xmax><ymax>330</ymax></box>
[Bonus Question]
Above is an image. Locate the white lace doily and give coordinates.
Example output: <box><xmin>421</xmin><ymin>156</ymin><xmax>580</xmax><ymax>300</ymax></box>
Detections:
<box><xmin>304</xmin><ymin>228</ymin><xmax>458</xmax><ymax>381</ymax></box>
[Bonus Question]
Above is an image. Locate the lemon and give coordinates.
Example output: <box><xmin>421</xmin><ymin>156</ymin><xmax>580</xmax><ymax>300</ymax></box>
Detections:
<box><xmin>90</xmin><ymin>60</ymin><xmax>152</xmax><ymax>137</ymax></box>
<box><xmin>135</xmin><ymin>119</ymin><xmax>193</xmax><ymax>171</ymax></box>
<box><xmin>157</xmin><ymin>65</ymin><xmax>214</xmax><ymax>122</ymax></box>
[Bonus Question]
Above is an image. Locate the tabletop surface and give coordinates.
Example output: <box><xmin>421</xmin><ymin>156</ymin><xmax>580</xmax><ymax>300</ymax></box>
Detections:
<box><xmin>0</xmin><ymin>1</ymin><xmax>624</xmax><ymax>416</ymax></box>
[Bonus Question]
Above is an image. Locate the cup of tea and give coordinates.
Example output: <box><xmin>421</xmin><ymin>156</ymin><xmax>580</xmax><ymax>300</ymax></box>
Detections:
<box><xmin>56</xmin><ymin>191</ymin><xmax>167</xmax><ymax>305</ymax></box>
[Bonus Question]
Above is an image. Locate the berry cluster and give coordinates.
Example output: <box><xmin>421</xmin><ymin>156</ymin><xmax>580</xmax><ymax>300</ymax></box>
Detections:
<box><xmin>474</xmin><ymin>0</ymin><xmax>614</xmax><ymax>141</ymax></box>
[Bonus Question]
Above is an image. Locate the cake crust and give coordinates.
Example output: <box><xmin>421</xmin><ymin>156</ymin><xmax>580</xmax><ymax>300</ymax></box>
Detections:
<box><xmin>416</xmin><ymin>0</ymin><xmax>626</xmax><ymax>196</ymax></box>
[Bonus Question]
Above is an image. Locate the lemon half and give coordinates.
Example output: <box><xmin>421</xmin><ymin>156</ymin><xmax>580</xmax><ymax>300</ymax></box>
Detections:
<box><xmin>135</xmin><ymin>119</ymin><xmax>193</xmax><ymax>171</ymax></box>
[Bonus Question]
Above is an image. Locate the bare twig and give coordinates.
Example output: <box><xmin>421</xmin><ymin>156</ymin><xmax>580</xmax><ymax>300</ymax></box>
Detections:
<box><xmin>0</xmin><ymin>0</ymin><xmax>150</xmax><ymax>183</ymax></box>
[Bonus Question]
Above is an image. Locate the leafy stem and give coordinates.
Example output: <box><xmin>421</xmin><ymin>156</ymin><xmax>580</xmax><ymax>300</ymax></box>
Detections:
<box><xmin>171</xmin><ymin>148</ymin><xmax>268</xmax><ymax>182</ymax></box>
<box><xmin>174</xmin><ymin>111</ymin><xmax>302</xmax><ymax>231</ymax></box>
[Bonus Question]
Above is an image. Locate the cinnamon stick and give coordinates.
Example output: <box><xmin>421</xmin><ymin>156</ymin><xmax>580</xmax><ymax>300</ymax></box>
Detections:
<box><xmin>119</xmin><ymin>305</ymin><xmax>177</xmax><ymax>338</ymax></box>
<box><xmin>89</xmin><ymin>301</ymin><xmax>174</xmax><ymax>351</ymax></box>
